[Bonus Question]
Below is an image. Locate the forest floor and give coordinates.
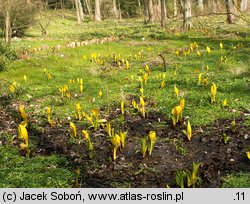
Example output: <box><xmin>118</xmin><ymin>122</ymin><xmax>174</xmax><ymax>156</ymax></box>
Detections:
<box><xmin>0</xmin><ymin>11</ymin><xmax>249</xmax><ymax>187</ymax></box>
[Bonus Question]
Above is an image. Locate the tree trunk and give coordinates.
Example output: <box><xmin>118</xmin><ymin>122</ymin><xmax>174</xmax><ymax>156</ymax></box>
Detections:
<box><xmin>142</xmin><ymin>0</ymin><xmax>149</xmax><ymax>23</ymax></box>
<box><xmin>173</xmin><ymin>0</ymin><xmax>177</xmax><ymax>17</ymax></box>
<box><xmin>161</xmin><ymin>0</ymin><xmax>167</xmax><ymax>28</ymax></box>
<box><xmin>148</xmin><ymin>0</ymin><xmax>154</xmax><ymax>22</ymax></box>
<box><xmin>4</xmin><ymin>1</ymin><xmax>11</xmax><ymax>43</ymax></box>
<box><xmin>95</xmin><ymin>0</ymin><xmax>101</xmax><ymax>21</ymax></box>
<box><xmin>225</xmin><ymin>0</ymin><xmax>236</xmax><ymax>24</ymax></box>
<box><xmin>198</xmin><ymin>0</ymin><xmax>204</xmax><ymax>12</ymax></box>
<box><xmin>75</xmin><ymin>0</ymin><xmax>84</xmax><ymax>24</ymax></box>
<box><xmin>84</xmin><ymin>0</ymin><xmax>93</xmax><ymax>18</ymax></box>
<box><xmin>112</xmin><ymin>0</ymin><xmax>119</xmax><ymax>19</ymax></box>
<box><xmin>183</xmin><ymin>0</ymin><xmax>192</xmax><ymax>30</ymax></box>
<box><xmin>240</xmin><ymin>0</ymin><xmax>248</xmax><ymax>11</ymax></box>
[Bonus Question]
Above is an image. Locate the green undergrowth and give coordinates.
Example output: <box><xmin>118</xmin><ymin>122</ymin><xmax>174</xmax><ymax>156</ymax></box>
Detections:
<box><xmin>0</xmin><ymin>146</ymin><xmax>74</xmax><ymax>188</ymax></box>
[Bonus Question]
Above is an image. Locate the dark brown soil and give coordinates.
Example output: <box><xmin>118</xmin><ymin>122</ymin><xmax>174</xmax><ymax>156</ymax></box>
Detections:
<box><xmin>1</xmin><ymin>104</ymin><xmax>249</xmax><ymax>188</ymax></box>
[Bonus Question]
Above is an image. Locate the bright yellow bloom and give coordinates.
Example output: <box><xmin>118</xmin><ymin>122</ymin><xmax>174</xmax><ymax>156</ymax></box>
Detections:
<box><xmin>18</xmin><ymin>122</ymin><xmax>29</xmax><ymax>146</ymax></box>
<box><xmin>70</xmin><ymin>122</ymin><xmax>77</xmax><ymax>138</ymax></box>
<box><xmin>82</xmin><ymin>130</ymin><xmax>89</xmax><ymax>140</ymax></box>
<box><xmin>247</xmin><ymin>151</ymin><xmax>250</xmax><ymax>160</ymax></box>
<box><xmin>222</xmin><ymin>99</ymin><xmax>227</xmax><ymax>108</ymax></box>
<box><xmin>220</xmin><ymin>42</ymin><xmax>223</xmax><ymax>50</ymax></box>
<box><xmin>149</xmin><ymin>131</ymin><xmax>157</xmax><ymax>155</ymax></box>
<box><xmin>206</xmin><ymin>65</ymin><xmax>209</xmax><ymax>70</ymax></box>
<box><xmin>160</xmin><ymin>80</ymin><xmax>165</xmax><ymax>89</ymax></box>
<box><xmin>75</xmin><ymin>103</ymin><xmax>82</xmax><ymax>120</ymax></box>
<box><xmin>98</xmin><ymin>90</ymin><xmax>103</xmax><ymax>98</ymax></box>
<box><xmin>206</xmin><ymin>46</ymin><xmax>211</xmax><ymax>54</ymax></box>
<box><xmin>121</xmin><ymin>100</ymin><xmax>125</xmax><ymax>115</ymax></box>
<box><xmin>198</xmin><ymin>73</ymin><xmax>202</xmax><ymax>85</ymax></box>
<box><xmin>140</xmin><ymin>97</ymin><xmax>145</xmax><ymax>118</ymax></box>
<box><xmin>111</xmin><ymin>134</ymin><xmax>121</xmax><ymax>160</ymax></box>
<box><xmin>187</xmin><ymin>120</ymin><xmax>192</xmax><ymax>141</ymax></box>
<box><xmin>47</xmin><ymin>107</ymin><xmax>54</xmax><ymax>127</ymax></box>
<box><xmin>19</xmin><ymin>105</ymin><xmax>28</xmax><ymax>122</ymax></box>
<box><xmin>180</xmin><ymin>98</ymin><xmax>185</xmax><ymax>110</ymax></box>
<box><xmin>120</xmin><ymin>131</ymin><xmax>127</xmax><ymax>149</ymax></box>
<box><xmin>125</xmin><ymin>60</ymin><xmax>130</xmax><ymax>69</ymax></box>
<box><xmin>144</xmin><ymin>73</ymin><xmax>149</xmax><ymax>84</ymax></box>
<box><xmin>91</xmin><ymin>108</ymin><xmax>99</xmax><ymax>119</ymax></box>
<box><xmin>132</xmin><ymin>98</ymin><xmax>138</xmax><ymax>110</ymax></box>
<box><xmin>211</xmin><ymin>83</ymin><xmax>217</xmax><ymax>103</ymax></box>
<box><xmin>23</xmin><ymin>75</ymin><xmax>27</xmax><ymax>83</ymax></box>
<box><xmin>197</xmin><ymin>50</ymin><xmax>201</xmax><ymax>57</ymax></box>
<box><xmin>174</xmin><ymin>85</ymin><xmax>179</xmax><ymax>98</ymax></box>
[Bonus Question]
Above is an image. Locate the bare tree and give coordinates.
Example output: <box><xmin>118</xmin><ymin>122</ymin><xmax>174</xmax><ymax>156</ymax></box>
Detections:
<box><xmin>198</xmin><ymin>0</ymin><xmax>204</xmax><ymax>12</ymax></box>
<box><xmin>173</xmin><ymin>0</ymin><xmax>177</xmax><ymax>17</ymax></box>
<box><xmin>161</xmin><ymin>0</ymin><xmax>167</xmax><ymax>28</ymax></box>
<box><xmin>240</xmin><ymin>0</ymin><xmax>248</xmax><ymax>11</ymax></box>
<box><xmin>75</xmin><ymin>0</ymin><xmax>84</xmax><ymax>24</ymax></box>
<box><xmin>183</xmin><ymin>0</ymin><xmax>192</xmax><ymax>30</ymax></box>
<box><xmin>112</xmin><ymin>0</ymin><xmax>119</xmax><ymax>19</ymax></box>
<box><xmin>225</xmin><ymin>0</ymin><xmax>236</xmax><ymax>23</ymax></box>
<box><xmin>95</xmin><ymin>0</ymin><xmax>101</xmax><ymax>21</ymax></box>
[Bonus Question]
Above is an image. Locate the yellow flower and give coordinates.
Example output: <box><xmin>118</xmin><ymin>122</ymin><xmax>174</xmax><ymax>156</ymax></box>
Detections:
<box><xmin>180</xmin><ymin>98</ymin><xmax>185</xmax><ymax>110</ymax></box>
<box><xmin>82</xmin><ymin>130</ymin><xmax>89</xmax><ymax>140</ymax></box>
<box><xmin>98</xmin><ymin>90</ymin><xmax>103</xmax><ymax>98</ymax></box>
<box><xmin>75</xmin><ymin>103</ymin><xmax>82</xmax><ymax>120</ymax></box>
<box><xmin>47</xmin><ymin>107</ymin><xmax>54</xmax><ymax>127</ymax></box>
<box><xmin>198</xmin><ymin>73</ymin><xmax>202</xmax><ymax>85</ymax></box>
<box><xmin>18</xmin><ymin>122</ymin><xmax>29</xmax><ymax>146</ymax></box>
<box><xmin>125</xmin><ymin>60</ymin><xmax>130</xmax><ymax>69</ymax></box>
<box><xmin>206</xmin><ymin>46</ymin><xmax>211</xmax><ymax>54</ymax></box>
<box><xmin>121</xmin><ymin>100</ymin><xmax>125</xmax><ymax>115</ymax></box>
<box><xmin>174</xmin><ymin>85</ymin><xmax>179</xmax><ymax>98</ymax></box>
<box><xmin>187</xmin><ymin>120</ymin><xmax>192</xmax><ymax>141</ymax></box>
<box><xmin>144</xmin><ymin>73</ymin><xmax>149</xmax><ymax>84</ymax></box>
<box><xmin>160</xmin><ymin>80</ymin><xmax>165</xmax><ymax>89</ymax></box>
<box><xmin>69</xmin><ymin>122</ymin><xmax>77</xmax><ymax>138</ymax></box>
<box><xmin>222</xmin><ymin>99</ymin><xmax>227</xmax><ymax>108</ymax></box>
<box><xmin>111</xmin><ymin>134</ymin><xmax>121</xmax><ymax>160</ymax></box>
<box><xmin>132</xmin><ymin>98</ymin><xmax>138</xmax><ymax>110</ymax></box>
<box><xmin>197</xmin><ymin>50</ymin><xmax>201</xmax><ymax>57</ymax></box>
<box><xmin>247</xmin><ymin>151</ymin><xmax>250</xmax><ymax>160</ymax></box>
<box><xmin>211</xmin><ymin>83</ymin><xmax>217</xmax><ymax>103</ymax></box>
<box><xmin>220</xmin><ymin>42</ymin><xmax>223</xmax><ymax>50</ymax></box>
<box><xmin>205</xmin><ymin>65</ymin><xmax>209</xmax><ymax>70</ymax></box>
<box><xmin>119</xmin><ymin>131</ymin><xmax>127</xmax><ymax>149</ymax></box>
<box><xmin>149</xmin><ymin>131</ymin><xmax>157</xmax><ymax>155</ymax></box>
<box><xmin>140</xmin><ymin>97</ymin><xmax>145</xmax><ymax>118</ymax></box>
<box><xmin>91</xmin><ymin>108</ymin><xmax>99</xmax><ymax>119</ymax></box>
<box><xmin>23</xmin><ymin>75</ymin><xmax>27</xmax><ymax>83</ymax></box>
<box><xmin>19</xmin><ymin>105</ymin><xmax>28</xmax><ymax>122</ymax></box>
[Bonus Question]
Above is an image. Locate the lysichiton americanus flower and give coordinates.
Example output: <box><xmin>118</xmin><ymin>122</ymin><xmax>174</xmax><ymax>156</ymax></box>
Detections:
<box><xmin>187</xmin><ymin>121</ymin><xmax>192</xmax><ymax>141</ymax></box>
<box><xmin>211</xmin><ymin>83</ymin><xmax>217</xmax><ymax>103</ymax></box>
<box><xmin>111</xmin><ymin>134</ymin><xmax>121</xmax><ymax>160</ymax></box>
<box><xmin>174</xmin><ymin>85</ymin><xmax>179</xmax><ymax>98</ymax></box>
<box><xmin>19</xmin><ymin>105</ymin><xmax>28</xmax><ymax>122</ymax></box>
<box><xmin>70</xmin><ymin>122</ymin><xmax>77</xmax><ymax>138</ymax></box>
<box><xmin>148</xmin><ymin>131</ymin><xmax>157</xmax><ymax>155</ymax></box>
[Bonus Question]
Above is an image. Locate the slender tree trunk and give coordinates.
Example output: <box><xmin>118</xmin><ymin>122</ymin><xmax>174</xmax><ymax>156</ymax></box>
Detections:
<box><xmin>173</xmin><ymin>0</ymin><xmax>177</xmax><ymax>17</ymax></box>
<box><xmin>225</xmin><ymin>0</ymin><xmax>236</xmax><ymax>23</ymax></box>
<box><xmin>112</xmin><ymin>0</ymin><xmax>119</xmax><ymax>19</ymax></box>
<box><xmin>161</xmin><ymin>0</ymin><xmax>167</xmax><ymax>28</ymax></box>
<box><xmin>75</xmin><ymin>0</ymin><xmax>84</xmax><ymax>24</ymax></box>
<box><xmin>84</xmin><ymin>0</ymin><xmax>93</xmax><ymax>18</ymax></box>
<box><xmin>198</xmin><ymin>0</ymin><xmax>204</xmax><ymax>12</ymax></box>
<box><xmin>240</xmin><ymin>0</ymin><xmax>248</xmax><ymax>11</ymax></box>
<box><xmin>78</xmin><ymin>0</ymin><xmax>84</xmax><ymax>21</ymax></box>
<box><xmin>143</xmin><ymin>0</ymin><xmax>149</xmax><ymax>23</ymax></box>
<box><xmin>148</xmin><ymin>0</ymin><xmax>154</xmax><ymax>22</ymax></box>
<box><xmin>163</xmin><ymin>0</ymin><xmax>167</xmax><ymax>18</ymax></box>
<box><xmin>4</xmin><ymin>1</ymin><xmax>11</xmax><ymax>43</ymax></box>
<box><xmin>183</xmin><ymin>0</ymin><xmax>192</xmax><ymax>30</ymax></box>
<box><xmin>95</xmin><ymin>0</ymin><xmax>101</xmax><ymax>21</ymax></box>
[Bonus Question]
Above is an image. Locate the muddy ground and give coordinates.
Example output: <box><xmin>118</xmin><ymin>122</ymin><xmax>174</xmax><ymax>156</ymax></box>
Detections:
<box><xmin>0</xmin><ymin>100</ymin><xmax>249</xmax><ymax>188</ymax></box>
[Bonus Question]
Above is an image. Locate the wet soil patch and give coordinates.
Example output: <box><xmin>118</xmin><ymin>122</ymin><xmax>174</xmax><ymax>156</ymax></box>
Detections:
<box><xmin>31</xmin><ymin>111</ymin><xmax>250</xmax><ymax>188</ymax></box>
